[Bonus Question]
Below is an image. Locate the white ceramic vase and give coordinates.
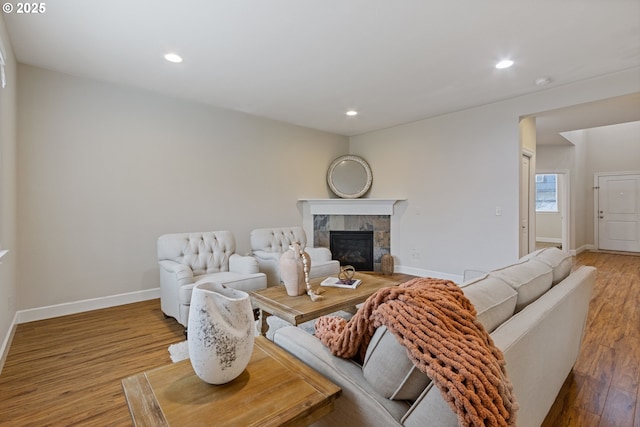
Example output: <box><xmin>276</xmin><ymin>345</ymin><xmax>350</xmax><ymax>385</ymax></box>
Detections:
<box><xmin>187</xmin><ymin>282</ymin><xmax>255</xmax><ymax>385</ymax></box>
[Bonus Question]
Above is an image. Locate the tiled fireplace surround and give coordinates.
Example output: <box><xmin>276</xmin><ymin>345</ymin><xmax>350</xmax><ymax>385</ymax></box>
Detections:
<box><xmin>302</xmin><ymin>199</ymin><xmax>400</xmax><ymax>273</ymax></box>
<box><xmin>313</xmin><ymin>214</ymin><xmax>390</xmax><ymax>272</ymax></box>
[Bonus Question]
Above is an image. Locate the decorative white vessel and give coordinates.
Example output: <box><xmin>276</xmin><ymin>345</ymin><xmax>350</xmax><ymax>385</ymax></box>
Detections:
<box><xmin>187</xmin><ymin>282</ymin><xmax>255</xmax><ymax>385</ymax></box>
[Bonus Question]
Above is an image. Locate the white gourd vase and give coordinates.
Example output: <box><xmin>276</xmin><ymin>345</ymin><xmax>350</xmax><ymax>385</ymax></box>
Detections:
<box><xmin>279</xmin><ymin>242</ymin><xmax>311</xmax><ymax>296</ymax></box>
<box><xmin>187</xmin><ymin>282</ymin><xmax>255</xmax><ymax>385</ymax></box>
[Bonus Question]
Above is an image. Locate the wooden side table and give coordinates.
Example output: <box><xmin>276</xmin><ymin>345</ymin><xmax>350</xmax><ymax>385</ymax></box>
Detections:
<box><xmin>122</xmin><ymin>336</ymin><xmax>341</xmax><ymax>427</ymax></box>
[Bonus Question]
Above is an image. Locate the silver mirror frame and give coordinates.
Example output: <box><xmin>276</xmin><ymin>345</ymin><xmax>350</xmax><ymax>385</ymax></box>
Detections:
<box><xmin>327</xmin><ymin>155</ymin><xmax>373</xmax><ymax>199</ymax></box>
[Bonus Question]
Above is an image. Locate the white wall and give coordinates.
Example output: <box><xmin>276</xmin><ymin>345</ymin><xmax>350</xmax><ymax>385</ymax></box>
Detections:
<box><xmin>17</xmin><ymin>65</ymin><xmax>348</xmax><ymax>311</ymax></box>
<box><xmin>537</xmin><ymin>121</ymin><xmax>640</xmax><ymax>252</ymax></box>
<box><xmin>10</xmin><ymin>62</ymin><xmax>640</xmax><ymax>317</ymax></box>
<box><xmin>351</xmin><ymin>69</ymin><xmax>640</xmax><ymax>276</ymax></box>
<box><xmin>0</xmin><ymin>15</ymin><xmax>18</xmax><ymax>368</ymax></box>
<box><xmin>584</xmin><ymin>121</ymin><xmax>640</xmax><ymax>244</ymax></box>
<box><xmin>350</xmin><ymin>105</ymin><xmax>521</xmax><ymax>276</ymax></box>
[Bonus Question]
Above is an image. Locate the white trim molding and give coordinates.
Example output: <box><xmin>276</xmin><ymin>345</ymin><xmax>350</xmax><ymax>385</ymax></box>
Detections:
<box><xmin>301</xmin><ymin>198</ymin><xmax>403</xmax><ymax>215</ymax></box>
<box><xmin>0</xmin><ymin>313</ymin><xmax>18</xmax><ymax>375</ymax></box>
<box><xmin>15</xmin><ymin>288</ymin><xmax>160</xmax><ymax>324</ymax></box>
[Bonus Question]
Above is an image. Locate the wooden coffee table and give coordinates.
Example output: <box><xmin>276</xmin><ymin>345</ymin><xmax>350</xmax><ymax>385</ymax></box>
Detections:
<box><xmin>251</xmin><ymin>272</ymin><xmax>414</xmax><ymax>336</ymax></box>
<box><xmin>121</xmin><ymin>336</ymin><xmax>341</xmax><ymax>427</ymax></box>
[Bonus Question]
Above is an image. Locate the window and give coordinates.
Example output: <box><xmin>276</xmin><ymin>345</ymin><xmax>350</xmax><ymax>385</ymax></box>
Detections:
<box><xmin>536</xmin><ymin>174</ymin><xmax>558</xmax><ymax>212</ymax></box>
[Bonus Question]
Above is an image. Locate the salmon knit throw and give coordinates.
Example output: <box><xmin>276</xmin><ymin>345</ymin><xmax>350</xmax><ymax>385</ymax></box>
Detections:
<box><xmin>314</xmin><ymin>277</ymin><xmax>518</xmax><ymax>427</ymax></box>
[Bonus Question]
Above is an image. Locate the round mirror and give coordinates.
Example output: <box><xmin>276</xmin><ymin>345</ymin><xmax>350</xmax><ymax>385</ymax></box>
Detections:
<box><xmin>327</xmin><ymin>155</ymin><xmax>372</xmax><ymax>198</ymax></box>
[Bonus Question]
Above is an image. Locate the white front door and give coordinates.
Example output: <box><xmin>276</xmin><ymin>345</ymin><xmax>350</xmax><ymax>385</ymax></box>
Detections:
<box><xmin>597</xmin><ymin>173</ymin><xmax>640</xmax><ymax>252</ymax></box>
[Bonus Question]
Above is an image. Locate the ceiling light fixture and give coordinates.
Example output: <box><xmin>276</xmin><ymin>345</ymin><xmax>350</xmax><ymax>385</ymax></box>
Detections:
<box><xmin>495</xmin><ymin>59</ymin><xmax>514</xmax><ymax>69</ymax></box>
<box><xmin>346</xmin><ymin>110</ymin><xmax>358</xmax><ymax>116</ymax></box>
<box><xmin>164</xmin><ymin>53</ymin><xmax>183</xmax><ymax>63</ymax></box>
<box><xmin>535</xmin><ymin>77</ymin><xmax>552</xmax><ymax>86</ymax></box>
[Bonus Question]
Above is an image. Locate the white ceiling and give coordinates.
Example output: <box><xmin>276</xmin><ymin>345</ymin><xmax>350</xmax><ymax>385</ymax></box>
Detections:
<box><xmin>3</xmin><ymin>0</ymin><xmax>640</xmax><ymax>137</ymax></box>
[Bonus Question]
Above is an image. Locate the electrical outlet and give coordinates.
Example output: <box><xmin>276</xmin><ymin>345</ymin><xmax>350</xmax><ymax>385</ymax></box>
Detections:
<box><xmin>7</xmin><ymin>295</ymin><xmax>16</xmax><ymax>311</ymax></box>
<box><xmin>410</xmin><ymin>249</ymin><xmax>420</xmax><ymax>259</ymax></box>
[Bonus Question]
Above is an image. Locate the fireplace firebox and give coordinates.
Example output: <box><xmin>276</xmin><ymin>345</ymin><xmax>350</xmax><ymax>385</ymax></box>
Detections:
<box><xmin>330</xmin><ymin>231</ymin><xmax>374</xmax><ymax>271</ymax></box>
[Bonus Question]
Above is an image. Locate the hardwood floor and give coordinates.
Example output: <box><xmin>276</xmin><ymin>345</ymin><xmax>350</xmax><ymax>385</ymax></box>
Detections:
<box><xmin>0</xmin><ymin>300</ymin><xmax>184</xmax><ymax>426</ymax></box>
<box><xmin>0</xmin><ymin>251</ymin><xmax>637</xmax><ymax>426</ymax></box>
<box><xmin>542</xmin><ymin>251</ymin><xmax>640</xmax><ymax>427</ymax></box>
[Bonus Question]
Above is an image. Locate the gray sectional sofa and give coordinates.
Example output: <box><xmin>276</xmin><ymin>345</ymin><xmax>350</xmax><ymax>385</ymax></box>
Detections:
<box><xmin>273</xmin><ymin>248</ymin><xmax>596</xmax><ymax>427</ymax></box>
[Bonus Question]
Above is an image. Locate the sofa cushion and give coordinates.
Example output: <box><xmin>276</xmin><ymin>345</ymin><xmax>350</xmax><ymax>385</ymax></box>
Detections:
<box><xmin>523</xmin><ymin>247</ymin><xmax>573</xmax><ymax>285</ymax></box>
<box><xmin>460</xmin><ymin>275</ymin><xmax>518</xmax><ymax>332</ymax></box>
<box><xmin>489</xmin><ymin>259</ymin><xmax>553</xmax><ymax>312</ymax></box>
<box><xmin>362</xmin><ymin>326</ymin><xmax>431</xmax><ymax>401</ymax></box>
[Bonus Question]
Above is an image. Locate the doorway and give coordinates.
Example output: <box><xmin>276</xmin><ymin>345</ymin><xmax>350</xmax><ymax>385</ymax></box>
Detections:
<box><xmin>535</xmin><ymin>171</ymin><xmax>569</xmax><ymax>251</ymax></box>
<box><xmin>595</xmin><ymin>172</ymin><xmax>640</xmax><ymax>252</ymax></box>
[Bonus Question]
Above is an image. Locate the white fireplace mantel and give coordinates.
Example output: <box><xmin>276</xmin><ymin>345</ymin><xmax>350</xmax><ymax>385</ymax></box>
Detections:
<box><xmin>300</xmin><ymin>199</ymin><xmax>404</xmax><ymax>216</ymax></box>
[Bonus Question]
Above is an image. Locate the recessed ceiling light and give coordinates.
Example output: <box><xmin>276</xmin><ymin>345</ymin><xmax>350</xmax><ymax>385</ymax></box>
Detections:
<box><xmin>495</xmin><ymin>59</ymin><xmax>514</xmax><ymax>69</ymax></box>
<box><xmin>346</xmin><ymin>110</ymin><xmax>358</xmax><ymax>116</ymax></box>
<box><xmin>164</xmin><ymin>53</ymin><xmax>183</xmax><ymax>63</ymax></box>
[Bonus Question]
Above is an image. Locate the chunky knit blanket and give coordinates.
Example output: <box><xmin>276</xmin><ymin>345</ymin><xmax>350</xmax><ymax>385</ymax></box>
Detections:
<box><xmin>314</xmin><ymin>277</ymin><xmax>518</xmax><ymax>427</ymax></box>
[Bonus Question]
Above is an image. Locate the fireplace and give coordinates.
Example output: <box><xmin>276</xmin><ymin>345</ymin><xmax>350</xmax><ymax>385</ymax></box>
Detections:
<box><xmin>330</xmin><ymin>231</ymin><xmax>374</xmax><ymax>271</ymax></box>
<box><xmin>305</xmin><ymin>199</ymin><xmax>400</xmax><ymax>273</ymax></box>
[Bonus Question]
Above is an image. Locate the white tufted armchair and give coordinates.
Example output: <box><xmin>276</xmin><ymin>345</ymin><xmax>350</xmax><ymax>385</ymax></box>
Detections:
<box><xmin>157</xmin><ymin>231</ymin><xmax>267</xmax><ymax>327</ymax></box>
<box><xmin>250</xmin><ymin>226</ymin><xmax>340</xmax><ymax>286</ymax></box>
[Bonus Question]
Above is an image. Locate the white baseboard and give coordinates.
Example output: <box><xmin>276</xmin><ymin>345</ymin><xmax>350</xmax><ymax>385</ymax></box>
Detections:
<box><xmin>15</xmin><ymin>288</ymin><xmax>161</xmax><ymax>324</ymax></box>
<box><xmin>0</xmin><ymin>312</ymin><xmax>18</xmax><ymax>375</ymax></box>
<box><xmin>570</xmin><ymin>244</ymin><xmax>594</xmax><ymax>256</ymax></box>
<box><xmin>395</xmin><ymin>264</ymin><xmax>464</xmax><ymax>284</ymax></box>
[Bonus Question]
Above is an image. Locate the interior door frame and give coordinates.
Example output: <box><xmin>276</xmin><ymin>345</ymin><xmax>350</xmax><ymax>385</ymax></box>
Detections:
<box><xmin>594</xmin><ymin>170</ymin><xmax>640</xmax><ymax>251</ymax></box>
<box><xmin>520</xmin><ymin>149</ymin><xmax>535</xmax><ymax>257</ymax></box>
<box><xmin>536</xmin><ymin>169</ymin><xmax>570</xmax><ymax>253</ymax></box>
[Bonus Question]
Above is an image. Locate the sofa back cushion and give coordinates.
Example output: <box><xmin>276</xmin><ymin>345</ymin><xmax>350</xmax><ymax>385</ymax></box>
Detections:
<box><xmin>250</xmin><ymin>227</ymin><xmax>308</xmax><ymax>254</ymax></box>
<box><xmin>362</xmin><ymin>326</ymin><xmax>431</xmax><ymax>401</ymax></box>
<box><xmin>460</xmin><ymin>275</ymin><xmax>518</xmax><ymax>333</ymax></box>
<box><xmin>489</xmin><ymin>259</ymin><xmax>553</xmax><ymax>312</ymax></box>
<box><xmin>523</xmin><ymin>247</ymin><xmax>573</xmax><ymax>285</ymax></box>
<box><xmin>157</xmin><ymin>231</ymin><xmax>235</xmax><ymax>276</ymax></box>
